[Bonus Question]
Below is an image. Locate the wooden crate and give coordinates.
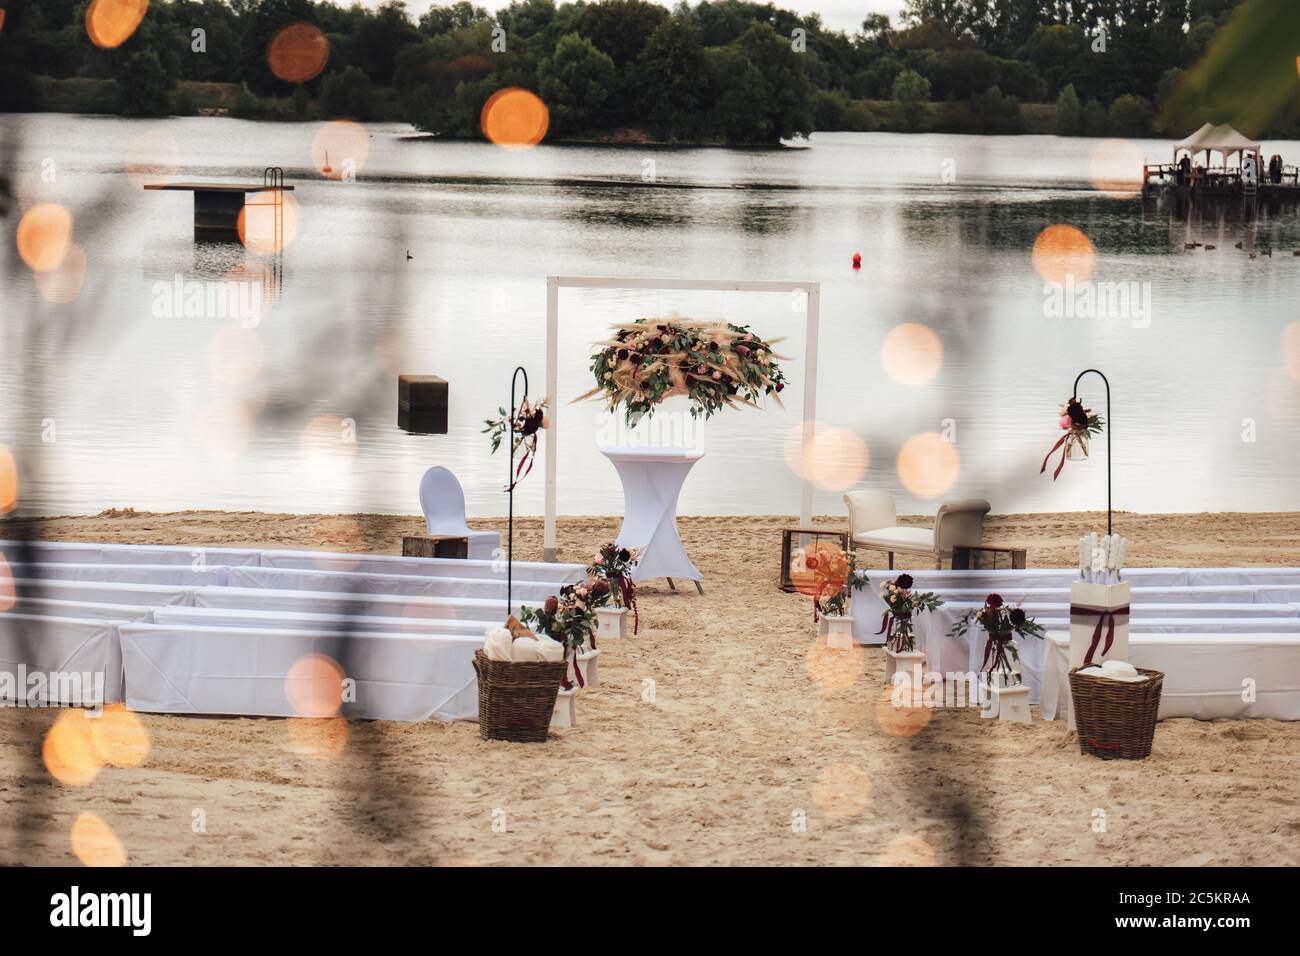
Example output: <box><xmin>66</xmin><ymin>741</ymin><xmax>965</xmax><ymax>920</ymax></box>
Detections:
<box><xmin>402</xmin><ymin>534</ymin><xmax>468</xmax><ymax>559</ymax></box>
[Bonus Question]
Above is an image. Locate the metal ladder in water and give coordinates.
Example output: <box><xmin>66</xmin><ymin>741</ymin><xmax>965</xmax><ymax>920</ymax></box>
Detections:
<box><xmin>255</xmin><ymin>166</ymin><xmax>285</xmax><ymax>305</ymax></box>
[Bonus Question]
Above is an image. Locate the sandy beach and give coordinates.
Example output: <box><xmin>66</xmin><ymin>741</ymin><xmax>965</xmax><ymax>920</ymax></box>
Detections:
<box><xmin>2</xmin><ymin>509</ymin><xmax>1299</xmax><ymax>867</ymax></box>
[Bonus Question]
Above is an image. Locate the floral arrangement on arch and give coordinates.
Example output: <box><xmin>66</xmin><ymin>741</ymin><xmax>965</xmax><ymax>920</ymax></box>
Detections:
<box><xmin>950</xmin><ymin>593</ymin><xmax>1046</xmax><ymax>677</ymax></box>
<box><xmin>576</xmin><ymin>315</ymin><xmax>787</xmax><ymax>425</ymax></box>
<box><xmin>483</xmin><ymin>396</ymin><xmax>549</xmax><ymax>491</ymax></box>
<box><xmin>519</xmin><ymin>578</ymin><xmax>610</xmax><ymax>688</ymax></box>
<box><xmin>877</xmin><ymin>574</ymin><xmax>943</xmax><ymax>653</ymax></box>
<box><xmin>587</xmin><ymin>542</ymin><xmax>639</xmax><ymax>633</ymax></box>
<box><xmin>802</xmin><ymin>547</ymin><xmax>869</xmax><ymax>621</ymax></box>
<box><xmin>1040</xmin><ymin>396</ymin><xmax>1103</xmax><ymax>480</ymax></box>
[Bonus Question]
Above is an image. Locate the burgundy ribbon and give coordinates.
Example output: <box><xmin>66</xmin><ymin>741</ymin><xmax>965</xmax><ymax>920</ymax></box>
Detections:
<box><xmin>1071</xmin><ymin>604</ymin><xmax>1130</xmax><ymax>665</ymax></box>
<box><xmin>877</xmin><ymin>611</ymin><xmax>912</xmax><ymax>650</ymax></box>
<box><xmin>1040</xmin><ymin>432</ymin><xmax>1070</xmax><ymax>480</ymax></box>
<box><xmin>981</xmin><ymin>630</ymin><xmax>1014</xmax><ymax>674</ymax></box>
<box><xmin>613</xmin><ymin>573</ymin><xmax>638</xmax><ymax>634</ymax></box>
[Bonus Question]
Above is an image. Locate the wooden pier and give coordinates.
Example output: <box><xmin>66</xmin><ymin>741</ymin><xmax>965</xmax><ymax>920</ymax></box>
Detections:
<box><xmin>143</xmin><ymin>170</ymin><xmax>292</xmax><ymax>242</ymax></box>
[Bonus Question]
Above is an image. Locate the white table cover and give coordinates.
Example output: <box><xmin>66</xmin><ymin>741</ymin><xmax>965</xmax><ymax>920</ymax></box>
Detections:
<box><xmin>1040</xmin><ymin>632</ymin><xmax>1300</xmax><ymax>721</ymax></box>
<box><xmin>154</xmin><ymin>605</ymin><xmax>495</xmax><ymax>636</ymax></box>
<box><xmin>0</xmin><ymin>613</ymin><xmax>124</xmax><ymax>703</ymax></box>
<box><xmin>257</xmin><ymin>549</ymin><xmax>584</xmax><ymax>584</ymax></box>
<box><xmin>228</xmin><ymin>566</ymin><xmax>559</xmax><ymax>603</ymax></box>
<box><xmin>3</xmin><ymin>598</ymin><xmax>156</xmax><ymax>622</ymax></box>
<box><xmin>600</xmin><ymin>446</ymin><xmax>704</xmax><ymax>584</ymax></box>
<box><xmin>4</xmin><ymin>562</ymin><xmax>230</xmax><ymax>587</ymax></box>
<box><xmin>120</xmin><ymin>623</ymin><xmax>479</xmax><ymax>721</ymax></box>
<box><xmin>854</xmin><ymin>584</ymin><xmax>1300</xmax><ymax>646</ymax></box>
<box><xmin>194</xmin><ymin>585</ymin><xmax>519</xmax><ymax>621</ymax></box>
<box><xmin>7</xmin><ymin>578</ymin><xmax>197</xmax><ymax>607</ymax></box>
<box><xmin>0</xmin><ymin>539</ymin><xmax>261</xmax><ymax>566</ymax></box>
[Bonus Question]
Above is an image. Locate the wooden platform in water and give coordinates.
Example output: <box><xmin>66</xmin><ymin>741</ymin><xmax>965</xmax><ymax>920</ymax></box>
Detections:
<box><xmin>142</xmin><ymin>182</ymin><xmax>295</xmax><ymax>192</ymax></box>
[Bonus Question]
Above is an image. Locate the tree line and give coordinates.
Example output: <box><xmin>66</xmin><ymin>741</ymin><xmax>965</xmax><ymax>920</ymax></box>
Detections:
<box><xmin>2</xmin><ymin>0</ymin><xmax>1288</xmax><ymax>144</ymax></box>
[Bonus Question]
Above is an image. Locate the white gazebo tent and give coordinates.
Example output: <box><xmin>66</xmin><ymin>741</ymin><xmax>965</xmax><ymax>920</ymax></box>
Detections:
<box><xmin>1174</xmin><ymin>122</ymin><xmax>1261</xmax><ymax>177</ymax></box>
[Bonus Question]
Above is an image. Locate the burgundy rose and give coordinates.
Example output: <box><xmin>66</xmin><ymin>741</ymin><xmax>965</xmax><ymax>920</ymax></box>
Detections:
<box><xmin>806</xmin><ymin>556</ymin><xmax>820</xmax><ymax>571</ymax></box>
<box><xmin>544</xmin><ymin>595</ymin><xmax>559</xmax><ymax>616</ymax></box>
<box><xmin>895</xmin><ymin>573</ymin><xmax>913</xmax><ymax>589</ymax></box>
<box><xmin>630</xmin><ymin>353</ymin><xmax>643</xmax><ymax>365</ymax></box>
<box><xmin>986</xmin><ymin>593</ymin><xmax>1004</xmax><ymax>609</ymax></box>
<box><xmin>1066</xmin><ymin>399</ymin><xmax>1088</xmax><ymax>427</ymax></box>
<box><xmin>1009</xmin><ymin>608</ymin><xmax>1027</xmax><ymax>627</ymax></box>
<box><xmin>775</xmin><ymin>382</ymin><xmax>784</xmax><ymax>393</ymax></box>
<box><xmin>591</xmin><ymin>578</ymin><xmax>610</xmax><ymax>598</ymax></box>
<box><xmin>618</xmin><ymin>548</ymin><xmax>631</xmax><ymax>563</ymax></box>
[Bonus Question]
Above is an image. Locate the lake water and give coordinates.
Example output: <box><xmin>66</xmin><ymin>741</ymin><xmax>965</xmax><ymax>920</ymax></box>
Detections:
<box><xmin>3</xmin><ymin>114</ymin><xmax>1300</xmax><ymax>519</ymax></box>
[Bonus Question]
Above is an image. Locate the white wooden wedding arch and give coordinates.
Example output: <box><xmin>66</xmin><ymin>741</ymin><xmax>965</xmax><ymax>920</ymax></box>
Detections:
<box><xmin>543</xmin><ymin>275</ymin><xmax>822</xmax><ymax>561</ymax></box>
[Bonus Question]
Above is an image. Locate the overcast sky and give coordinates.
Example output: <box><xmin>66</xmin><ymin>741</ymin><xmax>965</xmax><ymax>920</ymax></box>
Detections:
<box><xmin>394</xmin><ymin>0</ymin><xmax>909</xmax><ymax>36</ymax></box>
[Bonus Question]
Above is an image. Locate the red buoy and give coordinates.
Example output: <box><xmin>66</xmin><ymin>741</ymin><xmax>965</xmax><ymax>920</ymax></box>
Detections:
<box><xmin>852</xmin><ymin>252</ymin><xmax>862</xmax><ymax>269</ymax></box>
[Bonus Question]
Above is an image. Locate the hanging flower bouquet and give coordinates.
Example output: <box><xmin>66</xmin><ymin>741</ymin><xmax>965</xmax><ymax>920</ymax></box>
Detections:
<box><xmin>576</xmin><ymin>316</ymin><xmax>787</xmax><ymax>425</ymax></box>
<box><xmin>520</xmin><ymin>579</ymin><xmax>608</xmax><ymax>688</ymax></box>
<box><xmin>587</xmin><ymin>542</ymin><xmax>639</xmax><ymax>634</ymax></box>
<box><xmin>1040</xmin><ymin>397</ymin><xmax>1103</xmax><ymax>480</ymax></box>
<box><xmin>950</xmin><ymin>593</ymin><xmax>1046</xmax><ymax>680</ymax></box>
<box><xmin>483</xmin><ymin>396</ymin><xmax>549</xmax><ymax>491</ymax></box>
<box><xmin>877</xmin><ymin>574</ymin><xmax>943</xmax><ymax>652</ymax></box>
<box><xmin>804</xmin><ymin>548</ymin><xmax>870</xmax><ymax>621</ymax></box>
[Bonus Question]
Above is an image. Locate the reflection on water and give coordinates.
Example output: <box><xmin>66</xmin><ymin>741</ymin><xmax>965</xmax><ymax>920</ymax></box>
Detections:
<box><xmin>2</xmin><ymin>116</ymin><xmax>1299</xmax><ymax>519</ymax></box>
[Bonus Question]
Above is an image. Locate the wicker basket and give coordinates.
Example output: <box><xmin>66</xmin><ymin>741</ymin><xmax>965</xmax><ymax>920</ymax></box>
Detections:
<box><xmin>473</xmin><ymin>650</ymin><xmax>567</xmax><ymax>743</ymax></box>
<box><xmin>1068</xmin><ymin>666</ymin><xmax>1164</xmax><ymax>760</ymax></box>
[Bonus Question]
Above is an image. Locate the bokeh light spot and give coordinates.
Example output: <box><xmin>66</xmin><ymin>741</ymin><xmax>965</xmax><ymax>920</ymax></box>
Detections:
<box><xmin>196</xmin><ymin>398</ymin><xmax>253</xmax><ymax>462</ymax></box>
<box><xmin>16</xmin><ymin>203</ymin><xmax>72</xmax><ymax>273</ymax></box>
<box><xmin>237</xmin><ymin>189</ymin><xmax>300</xmax><ymax>255</ymax></box>
<box><xmin>0</xmin><ymin>553</ymin><xmax>14</xmax><ymax>611</ymax></box>
<box><xmin>286</xmin><ymin>717</ymin><xmax>348</xmax><ymax>759</ymax></box>
<box><xmin>896</xmin><ymin>432</ymin><xmax>959</xmax><ymax>499</ymax></box>
<box><xmin>71</xmin><ymin>812</ymin><xmax>128</xmax><ymax>867</ymax></box>
<box><xmin>311</xmin><ymin>120</ymin><xmax>370</xmax><ymax>179</ymax></box>
<box><xmin>812</xmin><ymin>763</ymin><xmax>872</xmax><ymax>820</ymax></box>
<box><xmin>1089</xmin><ymin>138</ymin><xmax>1144</xmax><ymax>198</ymax></box>
<box><xmin>1033</xmin><ymin>224</ymin><xmax>1095</xmax><ymax>285</ymax></box>
<box><xmin>35</xmin><ymin>242</ymin><xmax>87</xmax><ymax>304</ymax></box>
<box><xmin>480</xmin><ymin>88</ymin><xmax>549</xmax><ymax>149</ymax></box>
<box><xmin>784</xmin><ymin>422</ymin><xmax>869</xmax><ymax>492</ymax></box>
<box><xmin>43</xmin><ymin>710</ymin><xmax>104</xmax><ymax>787</ymax></box>
<box><xmin>268</xmin><ymin>22</ymin><xmax>329</xmax><ymax>84</ymax></box>
<box><xmin>804</xmin><ymin>639</ymin><xmax>865</xmax><ymax>690</ymax></box>
<box><xmin>874</xmin><ymin>685</ymin><xmax>933</xmax><ymax>737</ymax></box>
<box><xmin>879</xmin><ymin>834</ymin><xmax>937</xmax><ymax>867</ymax></box>
<box><xmin>208</xmin><ymin>326</ymin><xmax>264</xmax><ymax>386</ymax></box>
<box><xmin>89</xmin><ymin>703</ymin><xmax>150</xmax><ymax>768</ymax></box>
<box><xmin>0</xmin><ymin>444</ymin><xmax>16</xmax><ymax>513</ymax></box>
<box><xmin>1284</xmin><ymin>322</ymin><xmax>1300</xmax><ymax>382</ymax></box>
<box><xmin>124</xmin><ymin>129</ymin><xmax>182</xmax><ymax>188</ymax></box>
<box><xmin>85</xmin><ymin>0</ymin><xmax>147</xmax><ymax>49</ymax></box>
<box><xmin>789</xmin><ymin>539</ymin><xmax>849</xmax><ymax>600</ymax></box>
<box><xmin>881</xmin><ymin>323</ymin><xmax>943</xmax><ymax>386</ymax></box>
<box><xmin>285</xmin><ymin>654</ymin><xmax>346</xmax><ymax>718</ymax></box>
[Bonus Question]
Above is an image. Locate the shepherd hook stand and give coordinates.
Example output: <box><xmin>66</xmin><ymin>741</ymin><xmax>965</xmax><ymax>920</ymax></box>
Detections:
<box><xmin>506</xmin><ymin>366</ymin><xmax>528</xmax><ymax>619</ymax></box>
<box><xmin>1073</xmin><ymin>368</ymin><xmax>1112</xmax><ymax>536</ymax></box>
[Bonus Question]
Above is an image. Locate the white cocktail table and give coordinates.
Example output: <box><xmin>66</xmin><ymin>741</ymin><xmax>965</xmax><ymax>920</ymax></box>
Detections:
<box><xmin>599</xmin><ymin>446</ymin><xmax>705</xmax><ymax>593</ymax></box>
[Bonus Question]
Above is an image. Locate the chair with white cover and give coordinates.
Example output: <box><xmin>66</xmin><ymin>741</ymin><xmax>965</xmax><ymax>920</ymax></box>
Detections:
<box><xmin>418</xmin><ymin>466</ymin><xmax>501</xmax><ymax>561</ymax></box>
<box><xmin>844</xmin><ymin>491</ymin><xmax>990</xmax><ymax>570</ymax></box>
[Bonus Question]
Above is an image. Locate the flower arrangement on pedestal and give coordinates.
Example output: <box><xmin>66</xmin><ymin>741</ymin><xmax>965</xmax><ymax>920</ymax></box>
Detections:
<box><xmin>804</xmin><ymin>548</ymin><xmax>870</xmax><ymax>621</ymax></box>
<box><xmin>483</xmin><ymin>396</ymin><xmax>549</xmax><ymax>490</ymax></box>
<box><xmin>1041</xmin><ymin>396</ymin><xmax>1104</xmax><ymax>480</ymax></box>
<box><xmin>587</xmin><ymin>542</ymin><xmax>639</xmax><ymax>636</ymax></box>
<box><xmin>877</xmin><ymin>574</ymin><xmax>943</xmax><ymax>653</ymax></box>
<box><xmin>577</xmin><ymin>316</ymin><xmax>787</xmax><ymax>424</ymax></box>
<box><xmin>520</xmin><ymin>579</ymin><xmax>609</xmax><ymax>688</ymax></box>
<box><xmin>950</xmin><ymin>593</ymin><xmax>1046</xmax><ymax>684</ymax></box>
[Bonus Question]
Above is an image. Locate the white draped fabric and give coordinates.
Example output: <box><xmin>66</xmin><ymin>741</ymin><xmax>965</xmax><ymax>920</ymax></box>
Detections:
<box><xmin>7</xmin><ymin>578</ymin><xmax>197</xmax><ymax>606</ymax></box>
<box><xmin>1040</xmin><ymin>633</ymin><xmax>1300</xmax><ymax>721</ymax></box>
<box><xmin>119</xmin><ymin>623</ymin><xmax>480</xmax><ymax>721</ymax></box>
<box><xmin>194</xmin><ymin>585</ymin><xmax>518</xmax><ymax>621</ymax></box>
<box><xmin>599</xmin><ymin>447</ymin><xmax>704</xmax><ymax>583</ymax></box>
<box><xmin>5</xmin><ymin>562</ymin><xmax>230</xmax><ymax>587</ymax></box>
<box><xmin>228</xmin><ymin>565</ymin><xmax>562</xmax><ymax>602</ymax></box>
<box><xmin>154</xmin><ymin>605</ymin><xmax>494</xmax><ymax>636</ymax></box>
<box><xmin>258</xmin><ymin>549</ymin><xmax>581</xmax><ymax>584</ymax></box>
<box><xmin>4</xmin><ymin>598</ymin><xmax>157</xmax><ymax>622</ymax></box>
<box><xmin>0</xmin><ymin>540</ymin><xmax>261</xmax><ymax>566</ymax></box>
<box><xmin>0</xmin><ymin>613</ymin><xmax>124</xmax><ymax>703</ymax></box>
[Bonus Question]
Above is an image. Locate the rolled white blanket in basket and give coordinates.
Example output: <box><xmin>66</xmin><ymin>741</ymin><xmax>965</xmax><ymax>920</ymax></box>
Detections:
<box><xmin>484</xmin><ymin>626</ymin><xmax>515</xmax><ymax>662</ymax></box>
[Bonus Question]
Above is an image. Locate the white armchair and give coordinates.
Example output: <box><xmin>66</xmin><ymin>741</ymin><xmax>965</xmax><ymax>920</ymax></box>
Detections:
<box><xmin>843</xmin><ymin>491</ymin><xmax>990</xmax><ymax>570</ymax></box>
